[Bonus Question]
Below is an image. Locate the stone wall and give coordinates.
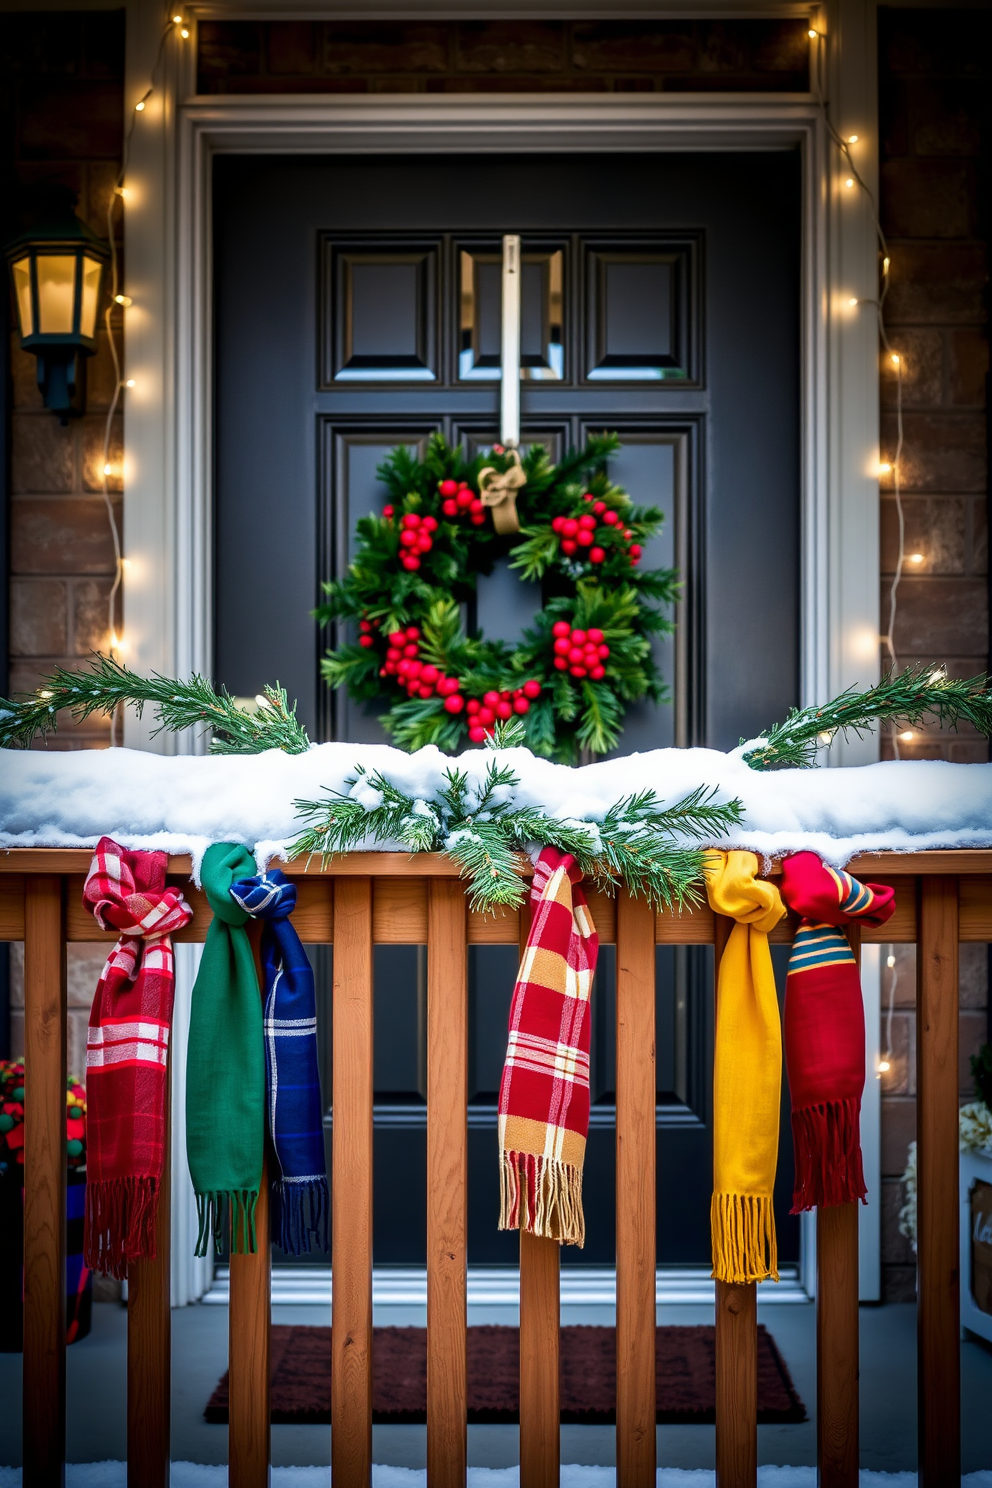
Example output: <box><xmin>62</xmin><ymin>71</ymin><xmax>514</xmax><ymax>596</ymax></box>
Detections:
<box><xmin>876</xmin><ymin>6</ymin><xmax>990</xmax><ymax>1298</ymax></box>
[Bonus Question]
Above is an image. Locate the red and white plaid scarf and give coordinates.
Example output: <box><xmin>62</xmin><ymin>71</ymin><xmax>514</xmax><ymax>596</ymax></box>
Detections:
<box><xmin>498</xmin><ymin>848</ymin><xmax>598</xmax><ymax>1246</ymax></box>
<box><xmin>83</xmin><ymin>837</ymin><xmax>192</xmax><ymax>1276</ymax></box>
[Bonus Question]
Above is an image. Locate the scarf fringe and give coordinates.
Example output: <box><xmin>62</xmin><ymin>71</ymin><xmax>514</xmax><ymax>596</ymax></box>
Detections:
<box><xmin>499</xmin><ymin>1150</ymin><xmax>585</xmax><ymax>1247</ymax></box>
<box><xmin>195</xmin><ymin>1189</ymin><xmax>259</xmax><ymax>1258</ymax></box>
<box><xmin>710</xmin><ymin>1191</ymin><xmax>778</xmax><ymax>1284</ymax></box>
<box><xmin>791</xmin><ymin>1097</ymin><xmax>867</xmax><ymax>1213</ymax></box>
<box><xmin>272</xmin><ymin>1177</ymin><xmax>330</xmax><ymax>1256</ymax></box>
<box><xmin>84</xmin><ymin>1177</ymin><xmax>158</xmax><ymax>1279</ymax></box>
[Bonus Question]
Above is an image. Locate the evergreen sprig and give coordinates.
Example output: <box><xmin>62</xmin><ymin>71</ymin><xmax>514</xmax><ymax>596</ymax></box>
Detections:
<box><xmin>290</xmin><ymin>719</ymin><xmax>743</xmax><ymax>913</ymax></box>
<box><xmin>741</xmin><ymin>664</ymin><xmax>992</xmax><ymax>770</ymax></box>
<box><xmin>0</xmin><ymin>656</ymin><xmax>309</xmax><ymax>754</ymax></box>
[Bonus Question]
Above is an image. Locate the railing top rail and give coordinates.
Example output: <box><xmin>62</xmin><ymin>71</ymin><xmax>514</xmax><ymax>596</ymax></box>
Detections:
<box><xmin>2</xmin><ymin>846</ymin><xmax>992</xmax><ymax>876</ymax></box>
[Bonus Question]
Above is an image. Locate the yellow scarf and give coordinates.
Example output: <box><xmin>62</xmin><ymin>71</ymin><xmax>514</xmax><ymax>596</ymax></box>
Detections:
<box><xmin>704</xmin><ymin>850</ymin><xmax>786</xmax><ymax>1284</ymax></box>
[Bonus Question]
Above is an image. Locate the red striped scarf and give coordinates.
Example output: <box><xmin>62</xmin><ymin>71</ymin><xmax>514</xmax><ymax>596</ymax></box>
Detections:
<box><xmin>83</xmin><ymin>837</ymin><xmax>192</xmax><ymax>1276</ymax></box>
<box><xmin>779</xmin><ymin>852</ymin><xmax>895</xmax><ymax>1211</ymax></box>
<box><xmin>498</xmin><ymin>848</ymin><xmax>598</xmax><ymax>1246</ymax></box>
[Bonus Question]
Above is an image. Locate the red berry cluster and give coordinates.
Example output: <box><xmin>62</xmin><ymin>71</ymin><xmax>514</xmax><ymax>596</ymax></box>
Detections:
<box><xmin>466</xmin><ymin>680</ymin><xmax>542</xmax><ymax>743</ymax></box>
<box><xmin>551</xmin><ymin>621</ymin><xmax>610</xmax><ymax>680</ymax></box>
<box><xmin>357</xmin><ymin>617</ymin><xmax>379</xmax><ymax>649</ymax></box>
<box><xmin>380</xmin><ymin>627</ymin><xmax>464</xmax><ymax>709</ymax></box>
<box><xmin>379</xmin><ymin>509</ymin><xmax>439</xmax><ymax>572</ymax></box>
<box><xmin>551</xmin><ymin>494</ymin><xmax>643</xmax><ymax>567</ymax></box>
<box><xmin>438</xmin><ymin>478</ymin><xmax>486</xmax><ymax>526</ymax></box>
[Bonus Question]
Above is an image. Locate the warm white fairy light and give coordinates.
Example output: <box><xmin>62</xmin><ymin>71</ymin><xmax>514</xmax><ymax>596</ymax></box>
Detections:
<box><xmin>848</xmin><ymin>296</ymin><xmax>859</xmax><ymax>307</ymax></box>
<box><xmin>899</xmin><ymin>730</ymin><xmax>914</xmax><ymax>742</ymax></box>
<box><xmin>135</xmin><ymin>100</ymin><xmax>145</xmax><ymax>111</ymax></box>
<box><xmin>849</xmin><ymin>134</ymin><xmax>859</xmax><ymax>144</ymax></box>
<box><xmin>878</xmin><ymin>461</ymin><xmax>892</xmax><ymax>476</ymax></box>
<box><xmin>909</xmin><ymin>553</ymin><xmax>923</xmax><ymax>564</ymax></box>
<box><xmin>845</xmin><ymin>177</ymin><xmax>855</xmax><ymax>189</ymax></box>
<box><xmin>114</xmin><ymin>294</ymin><xmax>132</xmax><ymax>307</ymax></box>
<box><xmin>124</xmin><ymin>378</ymin><xmax>135</xmax><ymax>388</ymax></box>
<box><xmin>890</xmin><ymin>353</ymin><xmax>900</xmax><ymax>365</ymax></box>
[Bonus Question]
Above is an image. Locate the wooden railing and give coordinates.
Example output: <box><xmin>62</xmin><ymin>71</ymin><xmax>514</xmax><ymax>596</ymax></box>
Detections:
<box><xmin>2</xmin><ymin>846</ymin><xmax>984</xmax><ymax>1488</ymax></box>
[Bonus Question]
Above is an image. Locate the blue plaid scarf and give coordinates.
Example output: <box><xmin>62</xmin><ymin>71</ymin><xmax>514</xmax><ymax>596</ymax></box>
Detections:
<box><xmin>229</xmin><ymin>870</ymin><xmax>329</xmax><ymax>1254</ymax></box>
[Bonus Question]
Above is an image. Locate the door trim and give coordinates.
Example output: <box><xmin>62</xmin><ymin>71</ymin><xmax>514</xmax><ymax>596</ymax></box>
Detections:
<box><xmin>121</xmin><ymin>0</ymin><xmax>882</xmax><ymax>1297</ymax></box>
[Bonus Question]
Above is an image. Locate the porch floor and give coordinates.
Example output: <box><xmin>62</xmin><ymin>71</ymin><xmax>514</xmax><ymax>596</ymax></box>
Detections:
<box><xmin>1</xmin><ymin>1299</ymin><xmax>990</xmax><ymax>1473</ymax></box>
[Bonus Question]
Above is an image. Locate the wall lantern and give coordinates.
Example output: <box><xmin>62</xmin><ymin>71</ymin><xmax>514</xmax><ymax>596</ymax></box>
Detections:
<box><xmin>6</xmin><ymin>195</ymin><xmax>111</xmax><ymax>423</ymax></box>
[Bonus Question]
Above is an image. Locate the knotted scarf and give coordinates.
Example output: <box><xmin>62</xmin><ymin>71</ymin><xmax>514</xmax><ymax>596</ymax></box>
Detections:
<box><xmin>498</xmin><ymin>848</ymin><xmax>598</xmax><ymax>1246</ymax></box>
<box><xmin>186</xmin><ymin>843</ymin><xmax>265</xmax><ymax>1256</ymax></box>
<box><xmin>83</xmin><ymin>837</ymin><xmax>192</xmax><ymax>1277</ymax></box>
<box><xmin>704</xmin><ymin>850</ymin><xmax>787</xmax><ymax>1284</ymax></box>
<box><xmin>229</xmin><ymin>870</ymin><xmax>329</xmax><ymax>1255</ymax></box>
<box><xmin>779</xmin><ymin>852</ymin><xmax>895</xmax><ymax>1211</ymax></box>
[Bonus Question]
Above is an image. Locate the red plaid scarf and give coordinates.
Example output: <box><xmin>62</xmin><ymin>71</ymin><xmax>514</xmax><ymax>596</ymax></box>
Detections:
<box><xmin>498</xmin><ymin>848</ymin><xmax>598</xmax><ymax>1246</ymax></box>
<box><xmin>83</xmin><ymin>837</ymin><xmax>192</xmax><ymax>1276</ymax></box>
<box><xmin>779</xmin><ymin>852</ymin><xmax>895</xmax><ymax>1211</ymax></box>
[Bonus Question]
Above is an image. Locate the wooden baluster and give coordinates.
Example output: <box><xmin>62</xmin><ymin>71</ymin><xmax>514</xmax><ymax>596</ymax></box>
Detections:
<box><xmin>23</xmin><ymin>875</ymin><xmax>67</xmax><ymax>1488</ymax></box>
<box><xmin>426</xmin><ymin>878</ymin><xmax>468</xmax><ymax>1488</ymax></box>
<box><xmin>332</xmin><ymin>878</ymin><xmax>374</xmax><ymax>1488</ymax></box>
<box><xmin>916</xmin><ymin>875</ymin><xmax>960</xmax><ymax>1487</ymax></box>
<box><xmin>713</xmin><ymin>911</ymin><xmax>757</xmax><ymax>1488</ymax></box>
<box><xmin>230</xmin><ymin>920</ymin><xmax>271</xmax><ymax>1488</ymax></box>
<box><xmin>518</xmin><ymin>895</ymin><xmax>560</xmax><ymax>1488</ymax></box>
<box><xmin>816</xmin><ymin>921</ymin><xmax>861</xmax><ymax>1488</ymax></box>
<box><xmin>127</xmin><ymin>1077</ymin><xmax>172</xmax><ymax>1488</ymax></box>
<box><xmin>615</xmin><ymin>890</ymin><xmax>656</xmax><ymax>1488</ymax></box>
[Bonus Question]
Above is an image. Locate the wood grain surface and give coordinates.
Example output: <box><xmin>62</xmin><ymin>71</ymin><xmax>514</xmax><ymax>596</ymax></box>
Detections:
<box><xmin>426</xmin><ymin>879</ymin><xmax>468</xmax><ymax>1488</ymax></box>
<box><xmin>331</xmin><ymin>877</ymin><xmax>374</xmax><ymax>1488</ymax></box>
<box><xmin>615</xmin><ymin>890</ymin><xmax>657</xmax><ymax>1488</ymax></box>
<box><xmin>916</xmin><ymin>876</ymin><xmax>961</xmax><ymax>1487</ymax></box>
<box><xmin>22</xmin><ymin>875</ymin><xmax>67</xmax><ymax>1488</ymax></box>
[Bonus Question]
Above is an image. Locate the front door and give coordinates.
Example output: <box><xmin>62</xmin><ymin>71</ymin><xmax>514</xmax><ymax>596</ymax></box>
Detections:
<box><xmin>213</xmin><ymin>152</ymin><xmax>801</xmax><ymax>1268</ymax></box>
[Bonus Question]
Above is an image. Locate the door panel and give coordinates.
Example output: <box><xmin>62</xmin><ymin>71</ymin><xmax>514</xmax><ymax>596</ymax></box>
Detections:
<box><xmin>214</xmin><ymin>152</ymin><xmax>801</xmax><ymax>1267</ymax></box>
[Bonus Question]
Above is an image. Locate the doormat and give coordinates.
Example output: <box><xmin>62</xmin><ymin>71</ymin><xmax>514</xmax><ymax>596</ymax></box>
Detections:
<box><xmin>204</xmin><ymin>1324</ymin><xmax>806</xmax><ymax>1424</ymax></box>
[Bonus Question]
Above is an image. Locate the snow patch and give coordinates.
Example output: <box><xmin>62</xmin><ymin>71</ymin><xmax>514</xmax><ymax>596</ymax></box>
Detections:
<box><xmin>2</xmin><ymin>744</ymin><xmax>992</xmax><ymax>868</ymax></box>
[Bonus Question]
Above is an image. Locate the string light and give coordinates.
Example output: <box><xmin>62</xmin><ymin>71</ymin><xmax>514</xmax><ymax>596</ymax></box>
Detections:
<box><xmin>878</xmin><ymin>461</ymin><xmax>892</xmax><ymax>475</ymax></box>
<box><xmin>808</xmin><ymin>28</ymin><xmax>818</xmax><ymax>39</ymax></box>
<box><xmin>844</xmin><ymin>177</ymin><xmax>855</xmax><ymax>189</ymax></box>
<box><xmin>899</xmin><ymin>730</ymin><xmax>914</xmax><ymax>742</ymax></box>
<box><xmin>181</xmin><ymin>28</ymin><xmax>189</xmax><ymax>39</ymax></box>
<box><xmin>877</xmin><ymin>1058</ymin><xmax>891</xmax><ymax>1074</ymax></box>
<box><xmin>848</xmin><ymin>296</ymin><xmax>859</xmax><ymax>307</ymax></box>
<box><xmin>97</xmin><ymin>17</ymin><xmax>183</xmax><ymax>735</ymax></box>
<box><xmin>890</xmin><ymin>353</ymin><xmax>900</xmax><ymax>365</ymax></box>
<box><xmin>173</xmin><ymin>12</ymin><xmax>182</xmax><ymax>20</ymax></box>
<box><xmin>909</xmin><ymin>553</ymin><xmax>924</xmax><ymax>565</ymax></box>
<box><xmin>849</xmin><ymin>134</ymin><xmax>859</xmax><ymax>144</ymax></box>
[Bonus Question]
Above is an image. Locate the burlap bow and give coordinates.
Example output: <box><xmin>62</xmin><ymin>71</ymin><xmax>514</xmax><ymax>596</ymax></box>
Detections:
<box><xmin>478</xmin><ymin>448</ymin><xmax>526</xmax><ymax>534</ymax></box>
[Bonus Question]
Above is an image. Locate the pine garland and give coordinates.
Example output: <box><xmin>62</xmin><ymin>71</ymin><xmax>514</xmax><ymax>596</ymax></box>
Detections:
<box><xmin>0</xmin><ymin>656</ymin><xmax>309</xmax><ymax>755</ymax></box>
<box><xmin>741</xmin><ymin>664</ymin><xmax>992</xmax><ymax>770</ymax></box>
<box><xmin>290</xmin><ymin>718</ymin><xmax>743</xmax><ymax>913</ymax></box>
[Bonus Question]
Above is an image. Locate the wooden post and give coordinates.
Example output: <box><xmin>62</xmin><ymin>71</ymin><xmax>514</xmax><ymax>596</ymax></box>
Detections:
<box><xmin>815</xmin><ymin>920</ymin><xmax>861</xmax><ymax>1488</ymax></box>
<box><xmin>713</xmin><ymin>911</ymin><xmax>757</xmax><ymax>1488</ymax></box>
<box><xmin>332</xmin><ymin>877</ymin><xmax>374</xmax><ymax>1488</ymax></box>
<box><xmin>127</xmin><ymin>1082</ymin><xmax>172</xmax><ymax>1488</ymax></box>
<box><xmin>426</xmin><ymin>878</ymin><xmax>468</xmax><ymax>1488</ymax></box>
<box><xmin>615</xmin><ymin>890</ymin><xmax>656</xmax><ymax>1488</ymax></box>
<box><xmin>230</xmin><ymin>919</ymin><xmax>272</xmax><ymax>1488</ymax></box>
<box><xmin>23</xmin><ymin>874</ymin><xmax>67</xmax><ymax>1488</ymax></box>
<box><xmin>916</xmin><ymin>875</ymin><xmax>960</xmax><ymax>1487</ymax></box>
<box><xmin>518</xmin><ymin>891</ymin><xmax>561</xmax><ymax>1488</ymax></box>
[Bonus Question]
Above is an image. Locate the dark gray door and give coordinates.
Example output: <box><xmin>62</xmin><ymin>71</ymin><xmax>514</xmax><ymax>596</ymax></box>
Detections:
<box><xmin>213</xmin><ymin>153</ymin><xmax>801</xmax><ymax>1267</ymax></box>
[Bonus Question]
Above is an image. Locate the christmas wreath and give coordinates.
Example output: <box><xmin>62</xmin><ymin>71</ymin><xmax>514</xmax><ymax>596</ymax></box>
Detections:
<box><xmin>315</xmin><ymin>433</ymin><xmax>678</xmax><ymax>763</ymax></box>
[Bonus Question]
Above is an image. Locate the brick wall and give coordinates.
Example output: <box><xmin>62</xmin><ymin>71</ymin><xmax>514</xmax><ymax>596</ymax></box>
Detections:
<box><xmin>2</xmin><ymin>10</ymin><xmax>125</xmax><ymax>752</ymax></box>
<box><xmin>877</xmin><ymin>6</ymin><xmax>991</xmax><ymax>1299</ymax></box>
<box><xmin>196</xmin><ymin>18</ymin><xmax>809</xmax><ymax>95</ymax></box>
<box><xmin>2</xmin><ymin>11</ymin><xmax>125</xmax><ymax>1076</ymax></box>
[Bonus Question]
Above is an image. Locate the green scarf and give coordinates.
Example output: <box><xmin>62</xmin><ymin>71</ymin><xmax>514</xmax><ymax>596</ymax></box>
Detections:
<box><xmin>186</xmin><ymin>842</ymin><xmax>265</xmax><ymax>1256</ymax></box>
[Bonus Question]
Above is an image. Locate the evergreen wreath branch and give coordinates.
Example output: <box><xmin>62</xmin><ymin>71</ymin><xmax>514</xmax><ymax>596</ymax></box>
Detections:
<box><xmin>290</xmin><ymin>717</ymin><xmax>744</xmax><ymax>913</ymax></box>
<box><xmin>0</xmin><ymin>656</ymin><xmax>309</xmax><ymax>755</ymax></box>
<box><xmin>740</xmin><ymin>664</ymin><xmax>992</xmax><ymax>770</ymax></box>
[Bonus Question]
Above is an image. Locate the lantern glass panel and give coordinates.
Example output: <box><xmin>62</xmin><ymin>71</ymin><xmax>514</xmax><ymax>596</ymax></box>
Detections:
<box><xmin>36</xmin><ymin>254</ymin><xmax>77</xmax><ymax>334</ymax></box>
<box><xmin>79</xmin><ymin>255</ymin><xmax>103</xmax><ymax>339</ymax></box>
<box><xmin>11</xmin><ymin>256</ymin><xmax>33</xmax><ymax>337</ymax></box>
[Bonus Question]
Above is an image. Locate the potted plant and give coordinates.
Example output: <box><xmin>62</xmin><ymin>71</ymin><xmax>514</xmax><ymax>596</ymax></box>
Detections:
<box><xmin>0</xmin><ymin>1060</ymin><xmax>92</xmax><ymax>1349</ymax></box>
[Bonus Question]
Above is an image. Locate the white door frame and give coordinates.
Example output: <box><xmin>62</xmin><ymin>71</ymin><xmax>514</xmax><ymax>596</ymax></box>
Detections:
<box><xmin>121</xmin><ymin>0</ymin><xmax>882</xmax><ymax>1298</ymax></box>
